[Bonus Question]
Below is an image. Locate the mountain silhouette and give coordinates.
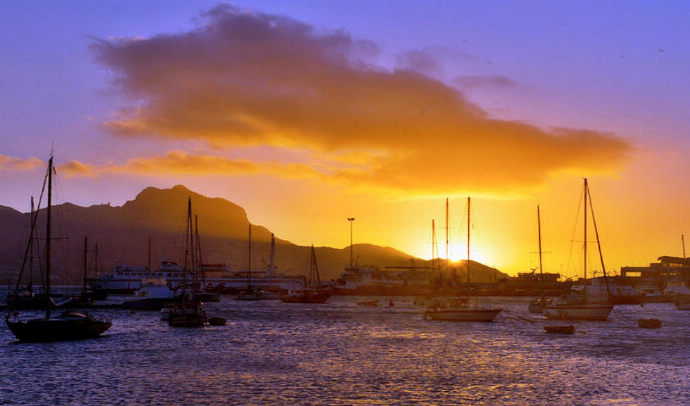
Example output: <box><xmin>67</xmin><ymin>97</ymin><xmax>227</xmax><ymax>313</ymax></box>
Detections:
<box><xmin>4</xmin><ymin>185</ymin><xmax>473</xmax><ymax>284</ymax></box>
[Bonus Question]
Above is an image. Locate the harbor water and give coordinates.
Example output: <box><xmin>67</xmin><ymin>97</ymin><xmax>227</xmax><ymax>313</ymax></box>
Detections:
<box><xmin>1</xmin><ymin>296</ymin><xmax>689</xmax><ymax>405</ymax></box>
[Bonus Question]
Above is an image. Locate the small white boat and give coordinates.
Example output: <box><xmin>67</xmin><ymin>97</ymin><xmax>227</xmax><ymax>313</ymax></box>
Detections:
<box><xmin>542</xmin><ymin>301</ymin><xmax>613</xmax><ymax>321</ymax></box>
<box><xmin>424</xmin><ymin>297</ymin><xmax>501</xmax><ymax>322</ymax></box>
<box><xmin>543</xmin><ymin>179</ymin><xmax>613</xmax><ymax>321</ymax></box>
<box><xmin>123</xmin><ymin>277</ymin><xmax>176</xmax><ymax>310</ymax></box>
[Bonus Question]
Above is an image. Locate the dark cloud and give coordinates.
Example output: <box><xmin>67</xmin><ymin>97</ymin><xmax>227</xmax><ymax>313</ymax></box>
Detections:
<box><xmin>90</xmin><ymin>4</ymin><xmax>632</xmax><ymax>195</ymax></box>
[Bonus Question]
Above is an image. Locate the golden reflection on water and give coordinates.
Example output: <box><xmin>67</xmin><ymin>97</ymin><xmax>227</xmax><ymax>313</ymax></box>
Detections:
<box><xmin>1</xmin><ymin>297</ymin><xmax>689</xmax><ymax>405</ymax></box>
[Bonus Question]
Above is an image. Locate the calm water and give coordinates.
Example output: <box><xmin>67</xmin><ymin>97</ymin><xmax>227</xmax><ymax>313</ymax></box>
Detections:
<box><xmin>1</xmin><ymin>296</ymin><xmax>689</xmax><ymax>406</ymax></box>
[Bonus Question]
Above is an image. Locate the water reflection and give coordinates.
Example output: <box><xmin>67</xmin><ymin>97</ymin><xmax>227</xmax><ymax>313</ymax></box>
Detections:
<box><xmin>1</xmin><ymin>297</ymin><xmax>689</xmax><ymax>405</ymax></box>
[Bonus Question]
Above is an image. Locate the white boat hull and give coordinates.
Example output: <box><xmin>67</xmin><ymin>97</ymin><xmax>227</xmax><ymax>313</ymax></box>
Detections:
<box><xmin>543</xmin><ymin>304</ymin><xmax>613</xmax><ymax>321</ymax></box>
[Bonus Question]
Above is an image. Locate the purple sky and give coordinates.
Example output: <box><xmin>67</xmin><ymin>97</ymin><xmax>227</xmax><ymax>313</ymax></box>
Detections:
<box><xmin>1</xmin><ymin>1</ymin><xmax>689</xmax><ymax>274</ymax></box>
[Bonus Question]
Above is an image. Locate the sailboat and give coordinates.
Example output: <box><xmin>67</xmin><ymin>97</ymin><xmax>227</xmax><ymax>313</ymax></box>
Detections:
<box><xmin>543</xmin><ymin>179</ymin><xmax>613</xmax><ymax>321</ymax></box>
<box><xmin>5</xmin><ymin>197</ymin><xmax>56</xmax><ymax>310</ymax></box>
<box><xmin>424</xmin><ymin>197</ymin><xmax>502</xmax><ymax>322</ymax></box>
<box><xmin>528</xmin><ymin>206</ymin><xmax>552</xmax><ymax>313</ymax></box>
<box><xmin>191</xmin><ymin>215</ymin><xmax>220</xmax><ymax>302</ymax></box>
<box><xmin>235</xmin><ymin>225</ymin><xmax>266</xmax><ymax>300</ymax></box>
<box><xmin>59</xmin><ymin>237</ymin><xmax>110</xmax><ymax>308</ymax></box>
<box><xmin>168</xmin><ymin>198</ymin><xmax>207</xmax><ymax>327</ymax></box>
<box><xmin>5</xmin><ymin>155</ymin><xmax>112</xmax><ymax>342</ymax></box>
<box><xmin>280</xmin><ymin>245</ymin><xmax>332</xmax><ymax>304</ymax></box>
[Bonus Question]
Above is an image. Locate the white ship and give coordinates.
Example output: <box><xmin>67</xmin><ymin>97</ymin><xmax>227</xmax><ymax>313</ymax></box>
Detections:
<box><xmin>87</xmin><ymin>260</ymin><xmax>303</xmax><ymax>294</ymax></box>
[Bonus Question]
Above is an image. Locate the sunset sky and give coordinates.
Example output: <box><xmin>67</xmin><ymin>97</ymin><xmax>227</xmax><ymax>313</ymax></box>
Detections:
<box><xmin>1</xmin><ymin>1</ymin><xmax>689</xmax><ymax>277</ymax></box>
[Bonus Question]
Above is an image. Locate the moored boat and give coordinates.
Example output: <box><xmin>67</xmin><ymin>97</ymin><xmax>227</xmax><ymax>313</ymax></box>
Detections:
<box><xmin>424</xmin><ymin>198</ymin><xmax>502</xmax><ymax>322</ymax></box>
<box><xmin>543</xmin><ymin>179</ymin><xmax>613</xmax><ymax>321</ymax></box>
<box><xmin>280</xmin><ymin>245</ymin><xmax>332</xmax><ymax>304</ymax></box>
<box><xmin>528</xmin><ymin>206</ymin><xmax>552</xmax><ymax>314</ymax></box>
<box><xmin>123</xmin><ymin>277</ymin><xmax>177</xmax><ymax>310</ymax></box>
<box><xmin>544</xmin><ymin>325</ymin><xmax>575</xmax><ymax>334</ymax></box>
<box><xmin>5</xmin><ymin>155</ymin><xmax>112</xmax><ymax>342</ymax></box>
<box><xmin>424</xmin><ymin>297</ymin><xmax>501</xmax><ymax>322</ymax></box>
<box><xmin>357</xmin><ymin>299</ymin><xmax>379</xmax><ymax>307</ymax></box>
<box><xmin>168</xmin><ymin>292</ymin><xmax>207</xmax><ymax>327</ymax></box>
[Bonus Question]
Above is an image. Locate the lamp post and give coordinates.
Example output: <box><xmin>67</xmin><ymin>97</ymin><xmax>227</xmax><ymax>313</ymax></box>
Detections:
<box><xmin>348</xmin><ymin>218</ymin><xmax>355</xmax><ymax>270</ymax></box>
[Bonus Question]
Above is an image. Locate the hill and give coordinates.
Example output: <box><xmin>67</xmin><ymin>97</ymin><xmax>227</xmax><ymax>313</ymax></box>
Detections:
<box><xmin>0</xmin><ymin>185</ymin><xmax>507</xmax><ymax>284</ymax></box>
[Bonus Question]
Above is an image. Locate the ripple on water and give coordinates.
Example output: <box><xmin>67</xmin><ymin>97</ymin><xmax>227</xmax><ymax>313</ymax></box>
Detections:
<box><xmin>1</xmin><ymin>297</ymin><xmax>689</xmax><ymax>405</ymax></box>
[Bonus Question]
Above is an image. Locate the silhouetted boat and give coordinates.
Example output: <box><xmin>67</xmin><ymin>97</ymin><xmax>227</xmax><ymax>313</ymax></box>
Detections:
<box><xmin>208</xmin><ymin>316</ymin><xmax>227</xmax><ymax>326</ymax></box>
<box><xmin>543</xmin><ymin>179</ymin><xmax>613</xmax><ymax>321</ymax></box>
<box><xmin>424</xmin><ymin>198</ymin><xmax>501</xmax><ymax>322</ymax></box>
<box><xmin>280</xmin><ymin>245</ymin><xmax>332</xmax><ymax>304</ymax></box>
<box><xmin>235</xmin><ymin>225</ymin><xmax>272</xmax><ymax>301</ymax></box>
<box><xmin>544</xmin><ymin>325</ymin><xmax>575</xmax><ymax>334</ymax></box>
<box><xmin>5</xmin><ymin>155</ymin><xmax>112</xmax><ymax>342</ymax></box>
<box><xmin>168</xmin><ymin>292</ymin><xmax>207</xmax><ymax>327</ymax></box>
<box><xmin>59</xmin><ymin>237</ymin><xmax>108</xmax><ymax>308</ymax></box>
<box><xmin>528</xmin><ymin>206</ymin><xmax>552</xmax><ymax>314</ymax></box>
<box><xmin>5</xmin><ymin>197</ymin><xmax>56</xmax><ymax>310</ymax></box>
<box><xmin>425</xmin><ymin>297</ymin><xmax>502</xmax><ymax>321</ymax></box>
<box><xmin>357</xmin><ymin>300</ymin><xmax>379</xmax><ymax>307</ymax></box>
<box><xmin>123</xmin><ymin>277</ymin><xmax>177</xmax><ymax>310</ymax></box>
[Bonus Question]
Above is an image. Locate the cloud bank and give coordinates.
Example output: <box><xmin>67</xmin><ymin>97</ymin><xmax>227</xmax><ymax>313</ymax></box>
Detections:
<box><xmin>0</xmin><ymin>155</ymin><xmax>43</xmax><ymax>171</ymax></box>
<box><xmin>89</xmin><ymin>4</ymin><xmax>632</xmax><ymax>195</ymax></box>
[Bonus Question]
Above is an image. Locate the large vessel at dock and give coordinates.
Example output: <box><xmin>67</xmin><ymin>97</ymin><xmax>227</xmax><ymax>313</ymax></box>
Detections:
<box><xmin>87</xmin><ymin>260</ymin><xmax>304</xmax><ymax>294</ymax></box>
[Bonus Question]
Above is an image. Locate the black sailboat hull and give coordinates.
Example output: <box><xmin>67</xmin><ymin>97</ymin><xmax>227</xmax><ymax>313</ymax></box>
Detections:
<box><xmin>6</xmin><ymin>312</ymin><xmax>112</xmax><ymax>342</ymax></box>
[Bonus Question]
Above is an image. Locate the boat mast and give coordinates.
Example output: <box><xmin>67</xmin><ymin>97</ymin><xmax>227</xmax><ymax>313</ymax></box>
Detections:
<box><xmin>45</xmin><ymin>156</ymin><xmax>53</xmax><ymax>318</ymax></box>
<box><xmin>310</xmin><ymin>245</ymin><xmax>321</xmax><ymax>287</ymax></box>
<box><xmin>583</xmin><ymin>179</ymin><xmax>588</xmax><ymax>281</ymax></box>
<box><xmin>195</xmin><ymin>215</ymin><xmax>206</xmax><ymax>287</ymax></box>
<box><xmin>94</xmin><ymin>243</ymin><xmax>99</xmax><ymax>279</ymax></box>
<box><xmin>682</xmin><ymin>234</ymin><xmax>686</xmax><ymax>259</ymax></box>
<box><xmin>587</xmin><ymin>180</ymin><xmax>609</xmax><ymax>280</ymax></box>
<box><xmin>537</xmin><ymin>206</ymin><xmax>543</xmax><ymax>277</ymax></box>
<box><xmin>189</xmin><ymin>200</ymin><xmax>195</xmax><ymax>283</ymax></box>
<box><xmin>467</xmin><ymin>197</ymin><xmax>471</xmax><ymax>288</ymax></box>
<box><xmin>267</xmin><ymin>233</ymin><xmax>276</xmax><ymax>277</ymax></box>
<box><xmin>82</xmin><ymin>236</ymin><xmax>88</xmax><ymax>294</ymax></box>
<box><xmin>445</xmin><ymin>198</ymin><xmax>449</xmax><ymax>274</ymax></box>
<box><xmin>247</xmin><ymin>224</ymin><xmax>252</xmax><ymax>289</ymax></box>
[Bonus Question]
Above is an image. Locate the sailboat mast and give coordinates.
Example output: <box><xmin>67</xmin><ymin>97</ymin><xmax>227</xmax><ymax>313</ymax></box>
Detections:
<box><xmin>45</xmin><ymin>156</ymin><xmax>53</xmax><ymax>301</ymax></box>
<box><xmin>248</xmin><ymin>224</ymin><xmax>252</xmax><ymax>289</ymax></box>
<box><xmin>537</xmin><ymin>206</ymin><xmax>543</xmax><ymax>276</ymax></box>
<box><xmin>445</xmin><ymin>198</ymin><xmax>449</xmax><ymax>272</ymax></box>
<box><xmin>467</xmin><ymin>197</ymin><xmax>471</xmax><ymax>286</ymax></box>
<box><xmin>83</xmin><ymin>237</ymin><xmax>88</xmax><ymax>294</ymax></box>
<box><xmin>431</xmin><ymin>219</ymin><xmax>437</xmax><ymax>272</ymax></box>
<box><xmin>583</xmin><ymin>178</ymin><xmax>589</xmax><ymax>280</ymax></box>
<box><xmin>587</xmin><ymin>181</ymin><xmax>608</xmax><ymax>279</ymax></box>
<box><xmin>195</xmin><ymin>215</ymin><xmax>205</xmax><ymax>286</ymax></box>
<box><xmin>683</xmin><ymin>234</ymin><xmax>686</xmax><ymax>259</ymax></box>
<box><xmin>189</xmin><ymin>200</ymin><xmax>195</xmax><ymax>279</ymax></box>
<box><xmin>94</xmin><ymin>243</ymin><xmax>99</xmax><ymax>279</ymax></box>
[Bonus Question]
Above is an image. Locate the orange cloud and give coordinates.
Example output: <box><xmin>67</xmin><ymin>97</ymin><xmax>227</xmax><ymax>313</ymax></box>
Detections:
<box><xmin>63</xmin><ymin>150</ymin><xmax>324</xmax><ymax>180</ymax></box>
<box><xmin>90</xmin><ymin>4</ymin><xmax>633</xmax><ymax>195</ymax></box>
<box><xmin>0</xmin><ymin>155</ymin><xmax>44</xmax><ymax>171</ymax></box>
<box><xmin>58</xmin><ymin>160</ymin><xmax>99</xmax><ymax>178</ymax></box>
